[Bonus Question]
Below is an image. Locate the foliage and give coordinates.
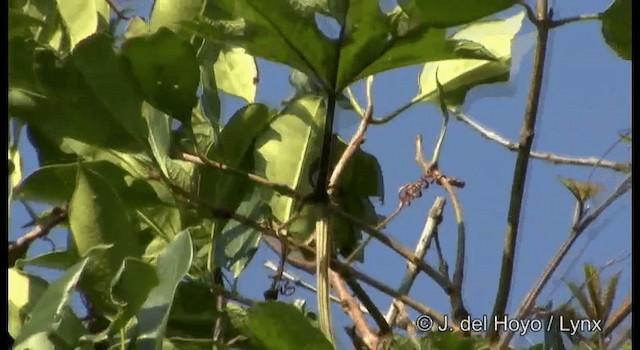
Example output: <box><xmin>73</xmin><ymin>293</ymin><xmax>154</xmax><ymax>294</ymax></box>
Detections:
<box><xmin>8</xmin><ymin>0</ymin><xmax>630</xmax><ymax>349</ymax></box>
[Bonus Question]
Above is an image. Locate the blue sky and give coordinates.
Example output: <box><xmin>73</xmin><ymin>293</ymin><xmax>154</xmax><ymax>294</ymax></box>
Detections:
<box><xmin>10</xmin><ymin>0</ymin><xmax>631</xmax><ymax>348</ymax></box>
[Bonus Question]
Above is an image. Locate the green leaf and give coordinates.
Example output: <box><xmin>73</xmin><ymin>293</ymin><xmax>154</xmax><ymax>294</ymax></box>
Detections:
<box><xmin>21</xmin><ymin>0</ymin><xmax>70</xmax><ymax>52</ymax></box>
<box><xmin>149</xmin><ymin>0</ymin><xmax>206</xmax><ymax>34</ymax></box>
<box><xmin>9</xmin><ymin>269</ymin><xmax>48</xmax><ymax>339</ymax></box>
<box><xmin>71</xmin><ymin>33</ymin><xmax>148</xmax><ymax>142</ymax></box>
<box><xmin>108</xmin><ymin>258</ymin><xmax>159</xmax><ymax>335</ymax></box>
<box><xmin>9</xmin><ymin>9</ymin><xmax>45</xmax><ymax>39</ymax></box>
<box><xmin>56</xmin><ymin>0</ymin><xmax>99</xmax><ymax>49</ymax></box>
<box><xmin>69</xmin><ymin>165</ymin><xmax>142</xmax><ymax>314</ymax></box>
<box><xmin>184</xmin><ymin>0</ymin><xmax>338</xmax><ymax>91</ymax></box>
<box><xmin>254</xmin><ymin>96</ymin><xmax>326</xmax><ymax>241</ymax></box>
<box><xmin>213</xmin><ymin>47</ymin><xmax>259</xmax><ymax>103</ymax></box>
<box><xmin>136</xmin><ymin>231</ymin><xmax>194</xmax><ymax>349</ymax></box>
<box><xmin>335</xmin><ymin>0</ymin><xmax>389</xmax><ymax>90</ymax></box>
<box><xmin>17</xmin><ymin>161</ymin><xmax>142</xmax><ymax>205</ymax></box>
<box><xmin>13</xmin><ymin>258</ymin><xmax>90</xmax><ymax>349</ymax></box>
<box><xmin>414</xmin><ymin>11</ymin><xmax>525</xmax><ymax>106</ymax></box>
<box><xmin>558</xmin><ymin>177</ymin><xmax>604</xmax><ymax>203</ymax></box>
<box><xmin>213</xmin><ymin>190</ymin><xmax>267</xmax><ymax>277</ymax></box>
<box><xmin>122</xmin><ymin>28</ymin><xmax>200</xmax><ymax>123</ymax></box>
<box><xmin>198</xmin><ymin>42</ymin><xmax>222</xmax><ymax>127</ymax></box>
<box><xmin>407</xmin><ymin>0</ymin><xmax>516</xmax><ymax>27</ymax></box>
<box><xmin>198</xmin><ymin>103</ymin><xmax>272</xmax><ymax>230</ymax></box>
<box><xmin>244</xmin><ymin>302</ymin><xmax>333</xmax><ymax>350</ymax></box>
<box><xmin>15</xmin><ymin>250</ymin><xmax>80</xmax><ymax>271</ymax></box>
<box><xmin>600</xmin><ymin>0</ymin><xmax>631</xmax><ymax>60</ymax></box>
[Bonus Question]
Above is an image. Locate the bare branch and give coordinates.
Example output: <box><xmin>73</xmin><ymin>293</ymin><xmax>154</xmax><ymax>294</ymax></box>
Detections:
<box><xmin>9</xmin><ymin>206</ymin><xmax>68</xmax><ymax>267</ymax></box>
<box><xmin>489</xmin><ymin>0</ymin><xmax>552</xmax><ymax>341</ymax></box>
<box><xmin>328</xmin><ymin>76</ymin><xmax>374</xmax><ymax>202</ymax></box>
<box><xmin>451</xmin><ymin>110</ymin><xmax>630</xmax><ymax>172</ymax></box>
<box><xmin>331</xmin><ymin>271</ymin><xmax>380</xmax><ymax>349</ymax></box>
<box><xmin>549</xmin><ymin>13</ymin><xmax>600</xmax><ymax>29</ymax></box>
<box><xmin>603</xmin><ymin>294</ymin><xmax>631</xmax><ymax>338</ymax></box>
<box><xmin>385</xmin><ymin>197</ymin><xmax>446</xmax><ymax>327</ymax></box>
<box><xmin>176</xmin><ymin>151</ymin><xmax>304</xmax><ymax>200</ymax></box>
<box><xmin>497</xmin><ymin>174</ymin><xmax>631</xmax><ymax>348</ymax></box>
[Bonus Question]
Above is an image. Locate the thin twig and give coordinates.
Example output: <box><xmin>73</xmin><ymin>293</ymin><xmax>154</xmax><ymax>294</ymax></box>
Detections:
<box><xmin>328</xmin><ymin>76</ymin><xmax>374</xmax><ymax>202</ymax></box>
<box><xmin>385</xmin><ymin>197</ymin><xmax>446</xmax><ymax>327</ymax></box>
<box><xmin>106</xmin><ymin>0</ymin><xmax>131</xmax><ymax>20</ymax></box>
<box><xmin>489</xmin><ymin>0</ymin><xmax>552</xmax><ymax>341</ymax></box>
<box><xmin>340</xmin><ymin>270</ymin><xmax>392</xmax><ymax>338</ymax></box>
<box><xmin>328</xmin><ymin>205</ymin><xmax>452</xmax><ymax>292</ymax></box>
<box><xmin>344</xmin><ymin>202</ymin><xmax>404</xmax><ymax>265</ymax></box>
<box><xmin>516</xmin><ymin>0</ymin><xmax>538</xmax><ymax>24</ymax></box>
<box><xmin>157</xmin><ymin>170</ymin><xmax>451</xmax><ymax>332</ymax></box>
<box><xmin>9</xmin><ymin>205</ymin><xmax>68</xmax><ymax>267</ymax></box>
<box><xmin>262</xmin><ymin>260</ymin><xmax>364</xmax><ymax>311</ymax></box>
<box><xmin>261</xmin><ymin>231</ymin><xmax>452</xmax><ymax>330</ymax></box>
<box><xmin>441</xmin><ymin>180</ymin><xmax>468</xmax><ymax>323</ymax></box>
<box><xmin>602</xmin><ymin>294</ymin><xmax>631</xmax><ymax>338</ymax></box>
<box><xmin>330</xmin><ymin>271</ymin><xmax>380</xmax><ymax>349</ymax></box>
<box><xmin>177</xmin><ymin>151</ymin><xmax>304</xmax><ymax>200</ymax></box>
<box><xmin>549</xmin><ymin>13</ymin><xmax>600</xmax><ymax>29</ymax></box>
<box><xmin>497</xmin><ymin>174</ymin><xmax>631</xmax><ymax>348</ymax></box>
<box><xmin>451</xmin><ymin>109</ymin><xmax>630</xmax><ymax>172</ymax></box>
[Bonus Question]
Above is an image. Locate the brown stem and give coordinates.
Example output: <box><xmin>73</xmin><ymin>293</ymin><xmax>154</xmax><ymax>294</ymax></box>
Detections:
<box><xmin>9</xmin><ymin>205</ymin><xmax>68</xmax><ymax>267</ymax></box>
<box><xmin>177</xmin><ymin>151</ymin><xmax>303</xmax><ymax>201</ymax></box>
<box><xmin>602</xmin><ymin>294</ymin><xmax>631</xmax><ymax>338</ymax></box>
<box><xmin>331</xmin><ymin>271</ymin><xmax>380</xmax><ymax>349</ymax></box>
<box><xmin>488</xmin><ymin>0</ymin><xmax>551</xmax><ymax>342</ymax></box>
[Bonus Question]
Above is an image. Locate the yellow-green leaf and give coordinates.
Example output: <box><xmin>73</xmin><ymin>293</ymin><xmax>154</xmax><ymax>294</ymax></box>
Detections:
<box><xmin>414</xmin><ymin>11</ymin><xmax>525</xmax><ymax>106</ymax></box>
<box><xmin>214</xmin><ymin>47</ymin><xmax>258</xmax><ymax>103</ymax></box>
<box><xmin>56</xmin><ymin>0</ymin><xmax>99</xmax><ymax>50</ymax></box>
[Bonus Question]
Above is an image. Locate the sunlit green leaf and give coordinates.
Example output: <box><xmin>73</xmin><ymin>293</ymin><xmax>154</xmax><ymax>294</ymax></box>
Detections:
<box><xmin>184</xmin><ymin>0</ymin><xmax>338</xmax><ymax>91</ymax></box>
<box><xmin>149</xmin><ymin>0</ymin><xmax>206</xmax><ymax>33</ymax></box>
<box><xmin>56</xmin><ymin>0</ymin><xmax>99</xmax><ymax>49</ymax></box>
<box><xmin>9</xmin><ymin>269</ymin><xmax>48</xmax><ymax>339</ymax></box>
<box><xmin>415</xmin><ymin>11</ymin><xmax>525</xmax><ymax>106</ymax></box>
<box><xmin>600</xmin><ymin>0</ymin><xmax>631</xmax><ymax>60</ymax></box>
<box><xmin>254</xmin><ymin>96</ymin><xmax>326</xmax><ymax>241</ymax></box>
<box><xmin>214</xmin><ymin>47</ymin><xmax>259</xmax><ymax>103</ymax></box>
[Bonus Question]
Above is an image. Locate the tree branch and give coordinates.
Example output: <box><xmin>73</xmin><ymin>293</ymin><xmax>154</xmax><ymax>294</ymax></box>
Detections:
<box><xmin>549</xmin><ymin>13</ymin><xmax>600</xmax><ymax>29</ymax></box>
<box><xmin>9</xmin><ymin>205</ymin><xmax>68</xmax><ymax>267</ymax></box>
<box><xmin>385</xmin><ymin>197</ymin><xmax>446</xmax><ymax>327</ymax></box>
<box><xmin>328</xmin><ymin>205</ymin><xmax>452</xmax><ymax>292</ymax></box>
<box><xmin>497</xmin><ymin>174</ymin><xmax>631</xmax><ymax>348</ymax></box>
<box><xmin>330</xmin><ymin>271</ymin><xmax>380</xmax><ymax>349</ymax></box>
<box><xmin>602</xmin><ymin>294</ymin><xmax>631</xmax><ymax>339</ymax></box>
<box><xmin>261</xmin><ymin>234</ymin><xmax>453</xmax><ymax>330</ymax></box>
<box><xmin>489</xmin><ymin>0</ymin><xmax>552</xmax><ymax>341</ymax></box>
<box><xmin>176</xmin><ymin>151</ymin><xmax>304</xmax><ymax>200</ymax></box>
<box><xmin>451</xmin><ymin>110</ymin><xmax>630</xmax><ymax>172</ymax></box>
